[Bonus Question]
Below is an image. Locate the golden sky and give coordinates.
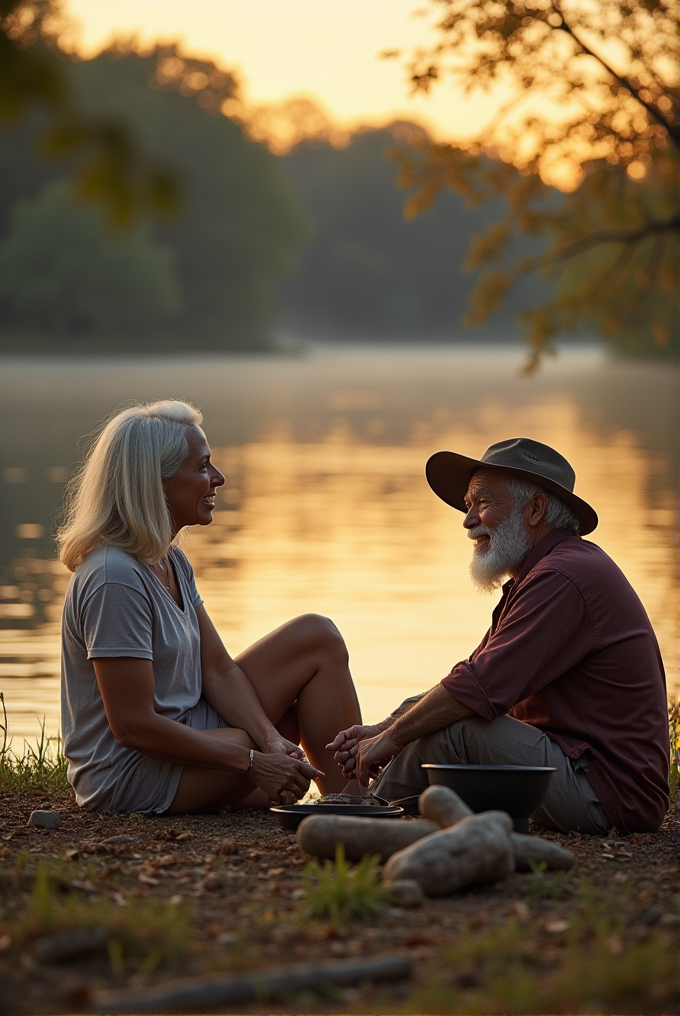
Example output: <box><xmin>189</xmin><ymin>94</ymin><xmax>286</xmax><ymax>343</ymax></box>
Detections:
<box><xmin>63</xmin><ymin>0</ymin><xmax>503</xmax><ymax>142</ymax></box>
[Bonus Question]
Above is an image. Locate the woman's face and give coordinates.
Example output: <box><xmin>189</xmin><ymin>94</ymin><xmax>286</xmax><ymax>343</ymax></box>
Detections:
<box><xmin>163</xmin><ymin>425</ymin><xmax>225</xmax><ymax>535</ymax></box>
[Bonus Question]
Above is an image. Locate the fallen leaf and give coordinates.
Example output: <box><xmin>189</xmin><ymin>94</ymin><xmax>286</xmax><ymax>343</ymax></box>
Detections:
<box><xmin>402</xmin><ymin>934</ymin><xmax>432</xmax><ymax>947</ymax></box>
<box><xmin>138</xmin><ymin>874</ymin><xmax>160</xmax><ymax>887</ymax></box>
<box><xmin>69</xmin><ymin>880</ymin><xmax>96</xmax><ymax>893</ymax></box>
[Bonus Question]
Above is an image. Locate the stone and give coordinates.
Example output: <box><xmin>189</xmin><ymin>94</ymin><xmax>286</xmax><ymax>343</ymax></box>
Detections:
<box><xmin>27</xmin><ymin>810</ymin><xmax>61</xmax><ymax>830</ymax></box>
<box><xmin>386</xmin><ymin>879</ymin><xmax>426</xmax><ymax>908</ymax></box>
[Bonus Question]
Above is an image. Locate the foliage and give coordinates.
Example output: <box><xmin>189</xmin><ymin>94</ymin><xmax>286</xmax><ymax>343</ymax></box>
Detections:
<box><xmin>296</xmin><ymin>844</ymin><xmax>390</xmax><ymax>925</ymax></box>
<box><xmin>390</xmin><ymin>0</ymin><xmax>679</xmax><ymax>367</ymax></box>
<box><xmin>0</xmin><ymin>43</ymin><xmax>309</xmax><ymax>348</ymax></box>
<box><xmin>0</xmin><ymin>0</ymin><xmax>179</xmax><ymax>226</ymax></box>
<box><xmin>0</xmin><ymin>698</ymin><xmax>69</xmax><ymax>794</ymax></box>
<box><xmin>0</xmin><ymin>180</ymin><xmax>179</xmax><ymax>337</ymax></box>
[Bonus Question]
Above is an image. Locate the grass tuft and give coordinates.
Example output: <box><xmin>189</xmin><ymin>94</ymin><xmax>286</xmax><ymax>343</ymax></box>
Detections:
<box><xmin>524</xmin><ymin>860</ymin><xmax>573</xmax><ymax>900</ymax></box>
<box><xmin>296</xmin><ymin>844</ymin><xmax>390</xmax><ymax>925</ymax></box>
<box><xmin>669</xmin><ymin>699</ymin><xmax>679</xmax><ymax>803</ymax></box>
<box><xmin>411</xmin><ymin>878</ymin><xmax>679</xmax><ymax>1014</ymax></box>
<box><xmin>5</xmin><ymin>861</ymin><xmax>194</xmax><ymax>976</ymax></box>
<box><xmin>0</xmin><ymin>695</ymin><xmax>70</xmax><ymax>795</ymax></box>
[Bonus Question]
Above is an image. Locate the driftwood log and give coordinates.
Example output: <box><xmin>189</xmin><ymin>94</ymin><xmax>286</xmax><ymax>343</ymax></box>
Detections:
<box><xmin>510</xmin><ymin>832</ymin><xmax>576</xmax><ymax>871</ymax></box>
<box><xmin>91</xmin><ymin>955</ymin><xmax>411</xmax><ymax>1012</ymax></box>
<box><xmin>297</xmin><ymin>816</ymin><xmax>438</xmax><ymax>862</ymax></box>
<box><xmin>383</xmin><ymin>811</ymin><xmax>514</xmax><ymax>897</ymax></box>
<box><xmin>417</xmin><ymin>785</ymin><xmax>576</xmax><ymax>872</ymax></box>
<box><xmin>418</xmin><ymin>785</ymin><xmax>472</xmax><ymax>827</ymax></box>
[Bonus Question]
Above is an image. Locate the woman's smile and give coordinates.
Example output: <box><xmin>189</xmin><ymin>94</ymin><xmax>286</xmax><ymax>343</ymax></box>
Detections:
<box><xmin>163</xmin><ymin>425</ymin><xmax>225</xmax><ymax>534</ymax></box>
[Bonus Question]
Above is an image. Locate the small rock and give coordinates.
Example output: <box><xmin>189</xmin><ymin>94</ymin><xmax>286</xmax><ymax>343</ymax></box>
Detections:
<box><xmin>29</xmin><ymin>926</ymin><xmax>108</xmax><ymax>963</ymax></box>
<box><xmin>386</xmin><ymin>879</ymin><xmax>425</xmax><ymax>908</ymax></box>
<box><xmin>217</xmin><ymin>837</ymin><xmax>239</xmax><ymax>855</ymax></box>
<box><xmin>642</xmin><ymin>904</ymin><xmax>664</xmax><ymax>926</ymax></box>
<box><xmin>27</xmin><ymin>810</ymin><xmax>61</xmax><ymax>830</ymax></box>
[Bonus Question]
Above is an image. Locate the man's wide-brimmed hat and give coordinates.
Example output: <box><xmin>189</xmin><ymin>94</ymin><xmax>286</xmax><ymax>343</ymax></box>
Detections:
<box><xmin>425</xmin><ymin>437</ymin><xmax>598</xmax><ymax>535</ymax></box>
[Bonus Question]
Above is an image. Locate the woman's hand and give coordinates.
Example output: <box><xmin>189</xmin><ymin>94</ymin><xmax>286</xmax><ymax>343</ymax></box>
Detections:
<box><xmin>262</xmin><ymin>734</ymin><xmax>306</xmax><ymax>760</ymax></box>
<box><xmin>325</xmin><ymin>723</ymin><xmax>384</xmax><ymax>778</ymax></box>
<box><xmin>249</xmin><ymin>751</ymin><xmax>323</xmax><ymax>805</ymax></box>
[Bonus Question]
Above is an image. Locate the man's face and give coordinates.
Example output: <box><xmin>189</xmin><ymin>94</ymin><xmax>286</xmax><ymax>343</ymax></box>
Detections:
<box><xmin>463</xmin><ymin>468</ymin><xmax>531</xmax><ymax>591</ymax></box>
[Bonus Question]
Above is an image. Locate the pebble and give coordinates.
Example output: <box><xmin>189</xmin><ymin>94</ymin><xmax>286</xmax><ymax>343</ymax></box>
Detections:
<box><xmin>386</xmin><ymin>879</ymin><xmax>425</xmax><ymax>908</ymax></box>
<box><xmin>27</xmin><ymin>810</ymin><xmax>61</xmax><ymax>830</ymax></box>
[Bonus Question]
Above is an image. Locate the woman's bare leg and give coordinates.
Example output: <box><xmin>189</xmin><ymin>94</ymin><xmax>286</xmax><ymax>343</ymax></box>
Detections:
<box><xmin>234</xmin><ymin>613</ymin><xmax>363</xmax><ymax>795</ymax></box>
<box><xmin>168</xmin><ymin>614</ymin><xmax>362</xmax><ymax>812</ymax></box>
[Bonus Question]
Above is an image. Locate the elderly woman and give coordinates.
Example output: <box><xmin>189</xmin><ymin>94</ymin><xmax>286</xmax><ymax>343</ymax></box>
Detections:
<box><xmin>59</xmin><ymin>400</ymin><xmax>363</xmax><ymax>814</ymax></box>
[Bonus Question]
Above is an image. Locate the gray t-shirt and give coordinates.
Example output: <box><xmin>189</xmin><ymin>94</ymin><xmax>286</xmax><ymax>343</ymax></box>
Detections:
<box><xmin>61</xmin><ymin>545</ymin><xmax>204</xmax><ymax>811</ymax></box>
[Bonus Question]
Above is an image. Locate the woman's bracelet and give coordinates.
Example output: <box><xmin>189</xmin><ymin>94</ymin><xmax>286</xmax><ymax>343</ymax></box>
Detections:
<box><xmin>244</xmin><ymin>748</ymin><xmax>255</xmax><ymax>775</ymax></box>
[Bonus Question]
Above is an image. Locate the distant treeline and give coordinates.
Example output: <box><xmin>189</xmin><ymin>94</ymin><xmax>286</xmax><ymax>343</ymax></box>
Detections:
<box><xmin>0</xmin><ymin>46</ymin><xmax>548</xmax><ymax>352</ymax></box>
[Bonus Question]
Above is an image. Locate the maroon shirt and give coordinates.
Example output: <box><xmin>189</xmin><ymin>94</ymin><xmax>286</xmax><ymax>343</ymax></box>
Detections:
<box><xmin>441</xmin><ymin>529</ymin><xmax>669</xmax><ymax>833</ymax></box>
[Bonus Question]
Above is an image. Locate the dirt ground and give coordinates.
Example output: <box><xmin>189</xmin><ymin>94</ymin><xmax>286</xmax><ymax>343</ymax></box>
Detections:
<box><xmin>0</xmin><ymin>789</ymin><xmax>678</xmax><ymax>1015</ymax></box>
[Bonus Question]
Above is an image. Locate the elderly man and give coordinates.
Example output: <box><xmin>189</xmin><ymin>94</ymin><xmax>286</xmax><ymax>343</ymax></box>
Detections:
<box><xmin>328</xmin><ymin>438</ymin><xmax>669</xmax><ymax>834</ymax></box>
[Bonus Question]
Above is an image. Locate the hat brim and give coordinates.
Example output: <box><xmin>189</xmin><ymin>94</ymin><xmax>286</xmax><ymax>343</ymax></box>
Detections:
<box><xmin>425</xmin><ymin>450</ymin><xmax>598</xmax><ymax>536</ymax></box>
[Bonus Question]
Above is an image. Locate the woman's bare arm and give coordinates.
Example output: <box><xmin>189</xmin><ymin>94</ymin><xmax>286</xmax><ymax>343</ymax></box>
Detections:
<box><xmin>93</xmin><ymin>656</ymin><xmax>319</xmax><ymax>798</ymax></box>
<box><xmin>93</xmin><ymin>656</ymin><xmax>253</xmax><ymax>770</ymax></box>
<box><xmin>195</xmin><ymin>606</ymin><xmax>297</xmax><ymax>753</ymax></box>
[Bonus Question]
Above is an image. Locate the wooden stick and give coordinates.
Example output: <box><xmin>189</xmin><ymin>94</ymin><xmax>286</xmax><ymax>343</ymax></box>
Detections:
<box><xmin>92</xmin><ymin>954</ymin><xmax>411</xmax><ymax>1012</ymax></box>
<box><xmin>298</xmin><ymin>815</ymin><xmax>438</xmax><ymax>861</ymax></box>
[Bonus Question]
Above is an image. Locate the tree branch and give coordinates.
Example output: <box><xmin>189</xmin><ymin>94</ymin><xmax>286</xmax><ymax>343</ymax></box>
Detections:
<box><xmin>551</xmin><ymin>0</ymin><xmax>679</xmax><ymax>146</ymax></box>
<box><xmin>518</xmin><ymin>214</ymin><xmax>680</xmax><ymax>275</ymax></box>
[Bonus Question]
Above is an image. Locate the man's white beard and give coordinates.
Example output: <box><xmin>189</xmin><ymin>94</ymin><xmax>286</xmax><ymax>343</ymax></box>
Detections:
<box><xmin>469</xmin><ymin>501</ymin><xmax>531</xmax><ymax>593</ymax></box>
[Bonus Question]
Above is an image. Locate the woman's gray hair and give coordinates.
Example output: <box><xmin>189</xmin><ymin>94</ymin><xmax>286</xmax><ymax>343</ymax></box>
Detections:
<box><xmin>505</xmin><ymin>476</ymin><xmax>580</xmax><ymax>534</ymax></box>
<box><xmin>58</xmin><ymin>400</ymin><xmax>203</xmax><ymax>571</ymax></box>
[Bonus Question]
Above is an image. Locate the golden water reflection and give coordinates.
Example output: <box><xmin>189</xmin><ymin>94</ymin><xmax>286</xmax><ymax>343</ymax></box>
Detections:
<box><xmin>0</xmin><ymin>348</ymin><xmax>676</xmax><ymax>745</ymax></box>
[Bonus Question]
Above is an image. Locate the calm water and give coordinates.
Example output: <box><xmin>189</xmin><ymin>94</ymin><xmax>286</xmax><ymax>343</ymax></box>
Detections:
<box><xmin>0</xmin><ymin>345</ymin><xmax>677</xmax><ymax>747</ymax></box>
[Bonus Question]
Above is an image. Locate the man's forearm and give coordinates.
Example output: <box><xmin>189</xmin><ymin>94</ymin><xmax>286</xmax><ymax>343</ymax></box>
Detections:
<box><xmin>388</xmin><ymin>684</ymin><xmax>475</xmax><ymax>747</ymax></box>
<box><xmin>378</xmin><ymin>691</ymin><xmax>429</xmax><ymax>729</ymax></box>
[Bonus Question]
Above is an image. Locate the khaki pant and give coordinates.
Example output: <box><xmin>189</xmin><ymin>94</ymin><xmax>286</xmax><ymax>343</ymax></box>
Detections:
<box><xmin>370</xmin><ymin>713</ymin><xmax>610</xmax><ymax>835</ymax></box>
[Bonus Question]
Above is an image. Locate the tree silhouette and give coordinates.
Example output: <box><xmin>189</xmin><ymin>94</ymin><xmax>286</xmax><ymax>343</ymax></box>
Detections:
<box><xmin>0</xmin><ymin>0</ymin><xmax>179</xmax><ymax>226</ymax></box>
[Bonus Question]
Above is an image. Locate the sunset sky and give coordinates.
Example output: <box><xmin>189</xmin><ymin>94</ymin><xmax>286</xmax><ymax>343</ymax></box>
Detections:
<box><xmin>63</xmin><ymin>0</ymin><xmax>505</xmax><ymax>142</ymax></box>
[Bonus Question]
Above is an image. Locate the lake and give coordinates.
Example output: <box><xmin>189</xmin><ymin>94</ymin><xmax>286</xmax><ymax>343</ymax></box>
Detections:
<box><xmin>0</xmin><ymin>345</ymin><xmax>677</xmax><ymax>748</ymax></box>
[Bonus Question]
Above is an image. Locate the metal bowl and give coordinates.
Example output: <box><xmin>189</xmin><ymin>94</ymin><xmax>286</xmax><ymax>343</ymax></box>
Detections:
<box><xmin>422</xmin><ymin>764</ymin><xmax>556</xmax><ymax>833</ymax></box>
<box><xmin>270</xmin><ymin>802</ymin><xmax>404</xmax><ymax>832</ymax></box>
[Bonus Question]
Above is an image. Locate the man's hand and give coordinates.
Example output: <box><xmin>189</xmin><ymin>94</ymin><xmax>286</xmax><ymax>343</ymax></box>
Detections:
<box><xmin>355</xmin><ymin>729</ymin><xmax>403</xmax><ymax>786</ymax></box>
<box><xmin>250</xmin><ymin>751</ymin><xmax>323</xmax><ymax>804</ymax></box>
<box><xmin>326</xmin><ymin>724</ymin><xmax>384</xmax><ymax>777</ymax></box>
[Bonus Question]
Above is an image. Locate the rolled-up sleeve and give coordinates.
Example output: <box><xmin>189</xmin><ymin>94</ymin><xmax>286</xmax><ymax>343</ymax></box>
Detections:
<box><xmin>441</xmin><ymin>567</ymin><xmax>594</xmax><ymax>719</ymax></box>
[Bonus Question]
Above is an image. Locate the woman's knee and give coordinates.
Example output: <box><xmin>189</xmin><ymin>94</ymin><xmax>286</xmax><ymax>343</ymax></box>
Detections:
<box><xmin>290</xmin><ymin>613</ymin><xmax>349</xmax><ymax>664</ymax></box>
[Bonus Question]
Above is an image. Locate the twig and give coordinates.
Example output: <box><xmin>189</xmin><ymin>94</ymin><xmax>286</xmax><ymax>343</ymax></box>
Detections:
<box><xmin>92</xmin><ymin>954</ymin><xmax>411</xmax><ymax>1012</ymax></box>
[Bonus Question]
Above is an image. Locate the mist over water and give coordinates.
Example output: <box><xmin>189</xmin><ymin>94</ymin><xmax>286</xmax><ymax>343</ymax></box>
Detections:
<box><xmin>0</xmin><ymin>345</ymin><xmax>676</xmax><ymax>744</ymax></box>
